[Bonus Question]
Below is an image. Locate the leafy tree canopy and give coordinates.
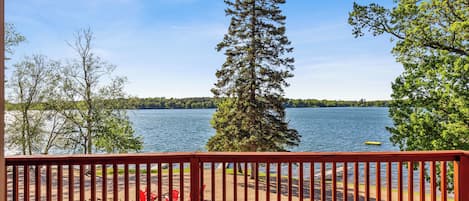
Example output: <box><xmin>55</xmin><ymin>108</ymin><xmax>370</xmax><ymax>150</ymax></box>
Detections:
<box><xmin>5</xmin><ymin>23</ymin><xmax>26</xmax><ymax>59</ymax></box>
<box><xmin>349</xmin><ymin>0</ymin><xmax>468</xmax><ymax>152</ymax></box>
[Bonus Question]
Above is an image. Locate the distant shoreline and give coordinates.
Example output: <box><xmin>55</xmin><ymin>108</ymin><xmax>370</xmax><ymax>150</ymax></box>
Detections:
<box><xmin>125</xmin><ymin>106</ymin><xmax>389</xmax><ymax>110</ymax></box>
<box><xmin>6</xmin><ymin>97</ymin><xmax>390</xmax><ymax>110</ymax></box>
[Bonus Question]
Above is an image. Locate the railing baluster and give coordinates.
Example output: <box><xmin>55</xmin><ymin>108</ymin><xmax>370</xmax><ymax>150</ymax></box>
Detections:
<box><xmin>288</xmin><ymin>162</ymin><xmax>292</xmax><ymax>201</ymax></box>
<box><xmin>267</xmin><ymin>162</ymin><xmax>271</xmax><ymax>201</ymax></box>
<box><xmin>69</xmin><ymin>165</ymin><xmax>74</xmax><ymax>201</ymax></box>
<box><xmin>245</xmin><ymin>162</ymin><xmax>248</xmax><ymax>201</ymax></box>
<box><xmin>397</xmin><ymin>162</ymin><xmax>402</xmax><ymax>201</ymax></box>
<box><xmin>440</xmin><ymin>161</ymin><xmax>447</xmax><ymax>201</ymax></box>
<box><xmin>80</xmin><ymin>165</ymin><xmax>84</xmax><ymax>201</ymax></box>
<box><xmin>124</xmin><ymin>164</ymin><xmax>128</xmax><ymax>201</ymax></box>
<box><xmin>376</xmin><ymin>162</ymin><xmax>381</xmax><ymax>201</ymax></box>
<box><xmin>255</xmin><ymin>162</ymin><xmax>259</xmax><ymax>201</ymax></box>
<box><xmin>365</xmin><ymin>162</ymin><xmax>370</xmax><ymax>201</ymax></box>
<box><xmin>113</xmin><ymin>164</ymin><xmax>118</xmax><ymax>201</ymax></box>
<box><xmin>35</xmin><ymin>165</ymin><xmax>41</xmax><ymax>201</ymax></box>
<box><xmin>408</xmin><ymin>161</ymin><xmax>413</xmax><ymax>201</ymax></box>
<box><xmin>233</xmin><ymin>162</ymin><xmax>237</xmax><ymax>201</ymax></box>
<box><xmin>419</xmin><ymin>161</ymin><xmax>425</xmax><ymax>201</ymax></box>
<box><xmin>91</xmin><ymin>164</ymin><xmax>96</xmax><ymax>201</ymax></box>
<box><xmin>24</xmin><ymin>165</ymin><xmax>30</xmax><ymax>201</ymax></box>
<box><xmin>343</xmin><ymin>162</ymin><xmax>348</xmax><ymax>201</ymax></box>
<box><xmin>354</xmin><ymin>162</ymin><xmax>358</xmax><ymax>201</ymax></box>
<box><xmin>222</xmin><ymin>162</ymin><xmax>226</xmax><ymax>201</ymax></box>
<box><xmin>46</xmin><ymin>165</ymin><xmax>51</xmax><ymax>201</ymax></box>
<box><xmin>278</xmin><ymin>162</ymin><xmax>281</xmax><ymax>201</ymax></box>
<box><xmin>321</xmin><ymin>162</ymin><xmax>326</xmax><ymax>201</ymax></box>
<box><xmin>57</xmin><ymin>165</ymin><xmax>62</xmax><ymax>201</ymax></box>
<box><xmin>211</xmin><ymin>163</ymin><xmax>216</xmax><ymax>201</ymax></box>
<box><xmin>332</xmin><ymin>162</ymin><xmax>337</xmax><ymax>201</ymax></box>
<box><xmin>13</xmin><ymin>165</ymin><xmax>18</xmax><ymax>201</ymax></box>
<box><xmin>209</xmin><ymin>162</ymin><xmax>215</xmax><ymax>200</ymax></box>
<box><xmin>299</xmin><ymin>162</ymin><xmax>304</xmax><ymax>201</ymax></box>
<box><xmin>386</xmin><ymin>162</ymin><xmax>391</xmax><ymax>201</ymax></box>
<box><xmin>170</xmin><ymin>162</ymin><xmax>174</xmax><ymax>201</ymax></box>
<box><xmin>102</xmin><ymin>164</ymin><xmax>107</xmax><ymax>201</ymax></box>
<box><xmin>146</xmin><ymin>163</ymin><xmax>151</xmax><ymax>201</ymax></box>
<box><xmin>430</xmin><ymin>161</ymin><xmax>436</xmax><ymax>201</ymax></box>
<box><xmin>310</xmin><ymin>162</ymin><xmax>314</xmax><ymax>201</ymax></box>
<box><xmin>181</xmin><ymin>162</ymin><xmax>185</xmax><ymax>201</ymax></box>
<box><xmin>135</xmin><ymin>164</ymin><xmax>140</xmax><ymax>201</ymax></box>
<box><xmin>158</xmin><ymin>163</ymin><xmax>162</xmax><ymax>201</ymax></box>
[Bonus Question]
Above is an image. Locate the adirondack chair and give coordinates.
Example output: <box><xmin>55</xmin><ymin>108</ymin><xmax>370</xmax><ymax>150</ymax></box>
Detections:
<box><xmin>165</xmin><ymin>184</ymin><xmax>206</xmax><ymax>201</ymax></box>
<box><xmin>165</xmin><ymin>190</ymin><xmax>179</xmax><ymax>201</ymax></box>
<box><xmin>140</xmin><ymin>188</ymin><xmax>157</xmax><ymax>201</ymax></box>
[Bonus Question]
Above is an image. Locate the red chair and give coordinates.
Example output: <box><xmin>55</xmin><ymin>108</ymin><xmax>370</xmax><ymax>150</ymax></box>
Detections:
<box><xmin>139</xmin><ymin>190</ymin><xmax>146</xmax><ymax>201</ymax></box>
<box><xmin>165</xmin><ymin>190</ymin><xmax>179</xmax><ymax>201</ymax></box>
<box><xmin>164</xmin><ymin>184</ymin><xmax>206</xmax><ymax>201</ymax></box>
<box><xmin>140</xmin><ymin>188</ymin><xmax>157</xmax><ymax>201</ymax></box>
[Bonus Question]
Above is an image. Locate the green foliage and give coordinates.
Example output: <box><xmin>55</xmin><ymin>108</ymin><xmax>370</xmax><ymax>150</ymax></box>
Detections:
<box><xmin>95</xmin><ymin>110</ymin><xmax>143</xmax><ymax>153</ymax></box>
<box><xmin>349</xmin><ymin>0</ymin><xmax>468</xmax><ymax>191</ymax></box>
<box><xmin>6</xmin><ymin>55</ymin><xmax>69</xmax><ymax>155</ymax></box>
<box><xmin>5</xmin><ymin>97</ymin><xmax>389</xmax><ymax>111</ymax></box>
<box><xmin>349</xmin><ymin>0</ymin><xmax>468</xmax><ymax>60</ymax></box>
<box><xmin>207</xmin><ymin>99</ymin><xmax>240</xmax><ymax>151</ymax></box>
<box><xmin>119</xmin><ymin>97</ymin><xmax>218</xmax><ymax>109</ymax></box>
<box><xmin>54</xmin><ymin>28</ymin><xmax>143</xmax><ymax>154</ymax></box>
<box><xmin>207</xmin><ymin>0</ymin><xmax>300</xmax><ymax>152</ymax></box>
<box><xmin>5</xmin><ymin>23</ymin><xmax>26</xmax><ymax>59</ymax></box>
<box><xmin>284</xmin><ymin>98</ymin><xmax>388</xmax><ymax>108</ymax></box>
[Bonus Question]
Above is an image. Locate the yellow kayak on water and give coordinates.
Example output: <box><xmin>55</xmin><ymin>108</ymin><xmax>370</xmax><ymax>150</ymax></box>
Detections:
<box><xmin>365</xmin><ymin>141</ymin><xmax>382</xmax><ymax>145</ymax></box>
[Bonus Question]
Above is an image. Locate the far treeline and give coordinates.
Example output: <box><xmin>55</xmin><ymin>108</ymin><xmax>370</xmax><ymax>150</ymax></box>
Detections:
<box><xmin>6</xmin><ymin>97</ymin><xmax>389</xmax><ymax>110</ymax></box>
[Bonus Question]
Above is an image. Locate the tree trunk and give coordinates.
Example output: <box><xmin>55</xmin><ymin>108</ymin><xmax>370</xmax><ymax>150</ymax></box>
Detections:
<box><xmin>250</xmin><ymin>162</ymin><xmax>256</xmax><ymax>180</ymax></box>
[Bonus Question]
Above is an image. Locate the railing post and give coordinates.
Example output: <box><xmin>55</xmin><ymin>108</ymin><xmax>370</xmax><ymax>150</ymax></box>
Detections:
<box><xmin>454</xmin><ymin>152</ymin><xmax>469</xmax><ymax>201</ymax></box>
<box><xmin>0</xmin><ymin>0</ymin><xmax>5</xmax><ymax>200</ymax></box>
<box><xmin>190</xmin><ymin>154</ymin><xmax>200</xmax><ymax>201</ymax></box>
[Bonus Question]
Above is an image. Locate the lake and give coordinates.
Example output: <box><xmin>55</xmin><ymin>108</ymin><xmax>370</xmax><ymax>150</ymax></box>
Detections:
<box><xmin>128</xmin><ymin>107</ymin><xmax>398</xmax><ymax>152</ymax></box>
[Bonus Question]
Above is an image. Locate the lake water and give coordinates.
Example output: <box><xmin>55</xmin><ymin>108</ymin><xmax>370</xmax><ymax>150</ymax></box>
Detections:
<box><xmin>128</xmin><ymin>107</ymin><xmax>398</xmax><ymax>152</ymax></box>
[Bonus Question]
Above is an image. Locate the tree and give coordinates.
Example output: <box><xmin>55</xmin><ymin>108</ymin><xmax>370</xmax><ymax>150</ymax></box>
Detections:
<box><xmin>57</xmin><ymin>28</ymin><xmax>142</xmax><ymax>154</ymax></box>
<box><xmin>207</xmin><ymin>0</ymin><xmax>300</xmax><ymax>176</ymax></box>
<box><xmin>6</xmin><ymin>55</ymin><xmax>68</xmax><ymax>155</ymax></box>
<box><xmin>5</xmin><ymin>23</ymin><xmax>26</xmax><ymax>60</ymax></box>
<box><xmin>349</xmin><ymin>0</ymin><xmax>468</xmax><ymax>190</ymax></box>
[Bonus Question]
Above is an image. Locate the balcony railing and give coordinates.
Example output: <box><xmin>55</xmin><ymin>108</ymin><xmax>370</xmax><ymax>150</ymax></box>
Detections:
<box><xmin>5</xmin><ymin>151</ymin><xmax>469</xmax><ymax>201</ymax></box>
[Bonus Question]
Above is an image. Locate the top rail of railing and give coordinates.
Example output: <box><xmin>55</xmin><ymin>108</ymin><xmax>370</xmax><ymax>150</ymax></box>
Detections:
<box><xmin>5</xmin><ymin>150</ymin><xmax>469</xmax><ymax>165</ymax></box>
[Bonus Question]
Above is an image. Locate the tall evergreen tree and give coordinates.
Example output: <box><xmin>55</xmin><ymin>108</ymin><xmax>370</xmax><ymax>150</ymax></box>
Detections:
<box><xmin>207</xmin><ymin>0</ymin><xmax>300</xmax><ymax>154</ymax></box>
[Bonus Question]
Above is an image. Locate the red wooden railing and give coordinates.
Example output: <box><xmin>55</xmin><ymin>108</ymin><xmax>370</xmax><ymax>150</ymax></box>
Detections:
<box><xmin>4</xmin><ymin>151</ymin><xmax>469</xmax><ymax>201</ymax></box>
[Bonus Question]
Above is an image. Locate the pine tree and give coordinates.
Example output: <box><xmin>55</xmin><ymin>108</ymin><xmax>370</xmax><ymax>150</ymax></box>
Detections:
<box><xmin>207</xmin><ymin>0</ymin><xmax>300</xmax><ymax>154</ymax></box>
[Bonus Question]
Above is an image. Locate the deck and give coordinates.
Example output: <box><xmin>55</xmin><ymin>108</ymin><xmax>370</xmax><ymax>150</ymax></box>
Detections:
<box><xmin>4</xmin><ymin>151</ymin><xmax>469</xmax><ymax>201</ymax></box>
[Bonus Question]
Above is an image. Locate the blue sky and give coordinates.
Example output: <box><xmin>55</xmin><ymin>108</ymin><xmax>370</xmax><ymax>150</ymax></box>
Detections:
<box><xmin>6</xmin><ymin>0</ymin><xmax>401</xmax><ymax>100</ymax></box>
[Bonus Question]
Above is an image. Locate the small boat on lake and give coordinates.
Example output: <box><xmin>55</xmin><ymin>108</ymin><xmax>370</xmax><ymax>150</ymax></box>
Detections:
<box><xmin>365</xmin><ymin>141</ymin><xmax>382</xmax><ymax>145</ymax></box>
